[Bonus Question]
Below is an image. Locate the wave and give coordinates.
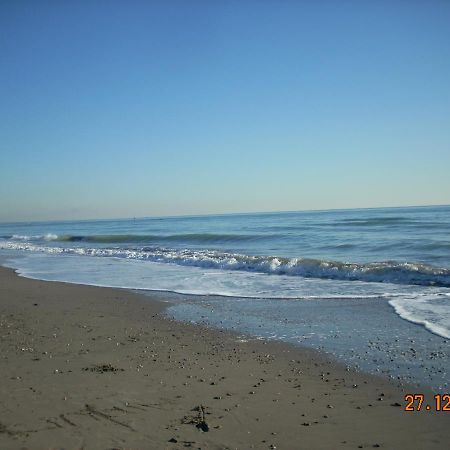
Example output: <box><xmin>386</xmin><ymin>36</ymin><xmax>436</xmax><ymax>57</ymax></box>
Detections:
<box><xmin>389</xmin><ymin>294</ymin><xmax>450</xmax><ymax>339</ymax></box>
<box><xmin>419</xmin><ymin>242</ymin><xmax>450</xmax><ymax>251</ymax></box>
<box><xmin>2</xmin><ymin>241</ymin><xmax>450</xmax><ymax>288</ymax></box>
<box><xmin>2</xmin><ymin>233</ymin><xmax>270</xmax><ymax>244</ymax></box>
<box><xmin>332</xmin><ymin>217</ymin><xmax>450</xmax><ymax>230</ymax></box>
<box><xmin>5</xmin><ymin>234</ymin><xmax>59</xmax><ymax>241</ymax></box>
<box><xmin>335</xmin><ymin>217</ymin><xmax>416</xmax><ymax>226</ymax></box>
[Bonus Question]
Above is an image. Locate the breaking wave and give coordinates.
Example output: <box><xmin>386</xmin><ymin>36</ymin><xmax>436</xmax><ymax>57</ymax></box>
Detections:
<box><xmin>1</xmin><ymin>240</ymin><xmax>449</xmax><ymax>288</ymax></box>
<box><xmin>3</xmin><ymin>233</ymin><xmax>269</xmax><ymax>244</ymax></box>
<box><xmin>5</xmin><ymin>234</ymin><xmax>59</xmax><ymax>241</ymax></box>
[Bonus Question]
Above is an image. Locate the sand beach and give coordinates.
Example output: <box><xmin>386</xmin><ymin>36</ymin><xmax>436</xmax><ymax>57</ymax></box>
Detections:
<box><xmin>0</xmin><ymin>266</ymin><xmax>448</xmax><ymax>449</ymax></box>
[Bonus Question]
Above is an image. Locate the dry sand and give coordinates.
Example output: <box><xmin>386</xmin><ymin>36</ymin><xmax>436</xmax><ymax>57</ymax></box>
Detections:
<box><xmin>0</xmin><ymin>266</ymin><xmax>448</xmax><ymax>449</ymax></box>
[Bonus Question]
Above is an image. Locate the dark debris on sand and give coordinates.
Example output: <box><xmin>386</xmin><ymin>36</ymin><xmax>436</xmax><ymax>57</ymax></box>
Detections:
<box><xmin>82</xmin><ymin>364</ymin><xmax>124</xmax><ymax>373</ymax></box>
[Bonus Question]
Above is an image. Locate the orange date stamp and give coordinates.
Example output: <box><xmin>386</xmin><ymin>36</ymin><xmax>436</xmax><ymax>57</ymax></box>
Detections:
<box><xmin>404</xmin><ymin>394</ymin><xmax>450</xmax><ymax>411</ymax></box>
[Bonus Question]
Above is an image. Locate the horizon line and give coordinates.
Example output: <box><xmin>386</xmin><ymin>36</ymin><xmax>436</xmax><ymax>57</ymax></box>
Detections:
<box><xmin>0</xmin><ymin>202</ymin><xmax>449</xmax><ymax>226</ymax></box>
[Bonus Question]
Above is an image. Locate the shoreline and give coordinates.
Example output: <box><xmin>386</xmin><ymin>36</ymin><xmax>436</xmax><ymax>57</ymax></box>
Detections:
<box><xmin>0</xmin><ymin>266</ymin><xmax>448</xmax><ymax>449</ymax></box>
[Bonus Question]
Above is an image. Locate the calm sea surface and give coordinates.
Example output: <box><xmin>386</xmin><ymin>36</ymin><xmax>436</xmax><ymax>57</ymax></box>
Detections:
<box><xmin>1</xmin><ymin>206</ymin><xmax>449</xmax><ymax>388</ymax></box>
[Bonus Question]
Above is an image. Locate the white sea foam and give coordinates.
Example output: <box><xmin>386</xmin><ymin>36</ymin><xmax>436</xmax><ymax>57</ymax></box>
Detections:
<box><xmin>389</xmin><ymin>294</ymin><xmax>450</xmax><ymax>339</ymax></box>
<box><xmin>10</xmin><ymin>234</ymin><xmax>58</xmax><ymax>241</ymax></box>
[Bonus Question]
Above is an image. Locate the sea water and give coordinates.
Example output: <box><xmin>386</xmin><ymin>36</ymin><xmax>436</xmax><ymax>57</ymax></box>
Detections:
<box><xmin>1</xmin><ymin>206</ymin><xmax>449</xmax><ymax>389</ymax></box>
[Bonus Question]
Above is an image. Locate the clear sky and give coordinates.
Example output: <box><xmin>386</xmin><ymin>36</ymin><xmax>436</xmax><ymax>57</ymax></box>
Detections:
<box><xmin>1</xmin><ymin>0</ymin><xmax>449</xmax><ymax>222</ymax></box>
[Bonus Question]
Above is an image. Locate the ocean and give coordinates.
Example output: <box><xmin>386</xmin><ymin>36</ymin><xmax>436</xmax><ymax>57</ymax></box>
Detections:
<box><xmin>1</xmin><ymin>205</ymin><xmax>449</xmax><ymax>389</ymax></box>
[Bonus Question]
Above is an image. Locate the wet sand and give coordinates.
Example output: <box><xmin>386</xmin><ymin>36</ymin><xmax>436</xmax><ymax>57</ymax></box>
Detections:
<box><xmin>0</xmin><ymin>266</ymin><xmax>448</xmax><ymax>449</ymax></box>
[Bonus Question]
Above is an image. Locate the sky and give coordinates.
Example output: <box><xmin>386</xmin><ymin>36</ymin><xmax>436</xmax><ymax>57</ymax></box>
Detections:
<box><xmin>1</xmin><ymin>0</ymin><xmax>449</xmax><ymax>222</ymax></box>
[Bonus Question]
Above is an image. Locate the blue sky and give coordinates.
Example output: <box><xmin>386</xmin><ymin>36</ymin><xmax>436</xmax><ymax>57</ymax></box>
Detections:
<box><xmin>1</xmin><ymin>0</ymin><xmax>449</xmax><ymax>221</ymax></box>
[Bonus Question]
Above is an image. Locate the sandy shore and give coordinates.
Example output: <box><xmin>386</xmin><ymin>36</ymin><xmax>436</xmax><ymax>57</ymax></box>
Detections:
<box><xmin>0</xmin><ymin>267</ymin><xmax>448</xmax><ymax>449</ymax></box>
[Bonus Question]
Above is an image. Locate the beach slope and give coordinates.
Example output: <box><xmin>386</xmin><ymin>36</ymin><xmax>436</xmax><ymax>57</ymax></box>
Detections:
<box><xmin>0</xmin><ymin>267</ymin><xmax>447</xmax><ymax>449</ymax></box>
